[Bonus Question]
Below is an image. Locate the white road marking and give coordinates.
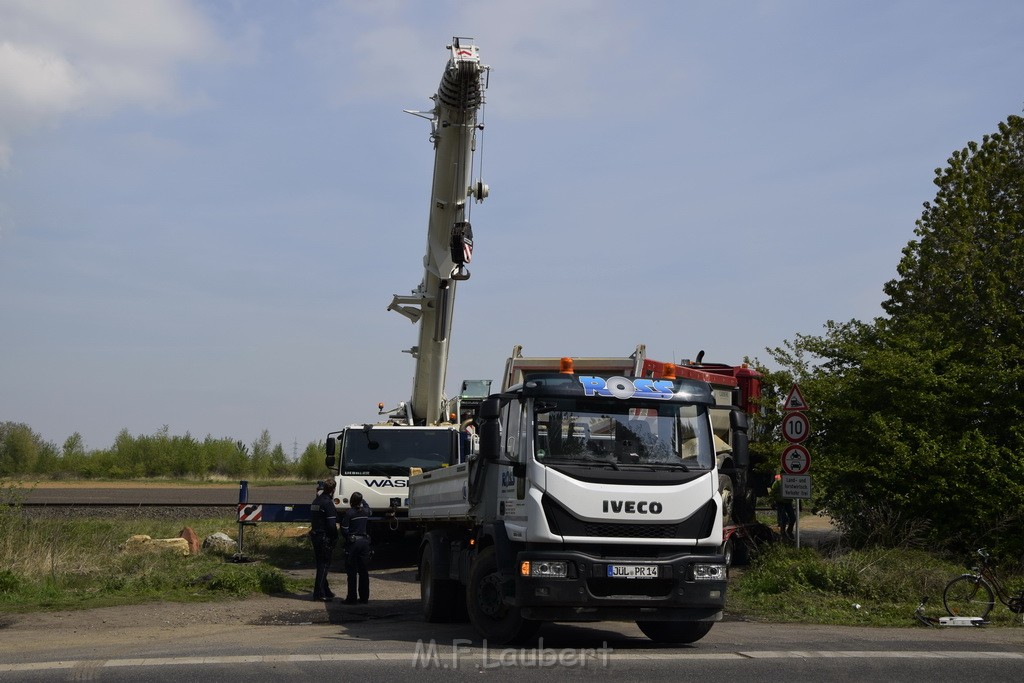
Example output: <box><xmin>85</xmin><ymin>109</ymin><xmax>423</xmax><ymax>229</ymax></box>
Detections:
<box><xmin>1</xmin><ymin>650</ymin><xmax>1022</xmax><ymax>673</ymax></box>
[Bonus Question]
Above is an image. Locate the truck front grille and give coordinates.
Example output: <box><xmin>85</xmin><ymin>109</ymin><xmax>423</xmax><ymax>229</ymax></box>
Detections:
<box><xmin>583</xmin><ymin>522</ymin><xmax>679</xmax><ymax>538</ymax></box>
<box><xmin>587</xmin><ymin>578</ymin><xmax>674</xmax><ymax>598</ymax></box>
<box><xmin>542</xmin><ymin>494</ymin><xmax>716</xmax><ymax>540</ymax></box>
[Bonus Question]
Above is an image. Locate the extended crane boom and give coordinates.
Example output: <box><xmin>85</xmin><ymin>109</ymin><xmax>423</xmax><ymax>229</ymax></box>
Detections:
<box><xmin>324</xmin><ymin>39</ymin><xmax>489</xmax><ymax>536</ymax></box>
<box><xmin>387</xmin><ymin>37</ymin><xmax>489</xmax><ymax>426</ymax></box>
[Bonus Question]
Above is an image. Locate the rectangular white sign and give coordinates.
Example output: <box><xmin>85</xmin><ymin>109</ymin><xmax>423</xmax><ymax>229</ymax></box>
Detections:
<box><xmin>781</xmin><ymin>474</ymin><xmax>812</xmax><ymax>499</ymax></box>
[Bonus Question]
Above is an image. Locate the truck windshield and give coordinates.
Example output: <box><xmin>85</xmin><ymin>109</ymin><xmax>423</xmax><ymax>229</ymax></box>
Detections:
<box><xmin>533</xmin><ymin>400</ymin><xmax>714</xmax><ymax>470</ymax></box>
<box><xmin>341</xmin><ymin>429</ymin><xmax>455</xmax><ymax>475</ymax></box>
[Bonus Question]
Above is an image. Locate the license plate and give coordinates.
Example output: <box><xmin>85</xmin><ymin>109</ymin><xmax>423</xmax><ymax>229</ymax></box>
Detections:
<box><xmin>607</xmin><ymin>564</ymin><xmax>659</xmax><ymax>579</ymax></box>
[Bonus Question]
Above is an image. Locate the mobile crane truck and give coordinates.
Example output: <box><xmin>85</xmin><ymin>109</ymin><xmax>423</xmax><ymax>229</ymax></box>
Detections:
<box><xmin>408</xmin><ymin>345</ymin><xmax>758</xmax><ymax>645</ymax></box>
<box><xmin>324</xmin><ymin>38</ymin><xmax>489</xmax><ymax>533</ymax></box>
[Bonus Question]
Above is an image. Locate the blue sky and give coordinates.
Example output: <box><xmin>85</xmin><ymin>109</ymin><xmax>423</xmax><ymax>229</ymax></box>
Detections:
<box><xmin>1</xmin><ymin>1</ymin><xmax>1022</xmax><ymax>452</ymax></box>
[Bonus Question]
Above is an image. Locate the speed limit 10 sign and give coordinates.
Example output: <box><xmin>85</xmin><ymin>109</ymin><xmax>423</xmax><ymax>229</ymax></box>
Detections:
<box><xmin>782</xmin><ymin>412</ymin><xmax>810</xmax><ymax>443</ymax></box>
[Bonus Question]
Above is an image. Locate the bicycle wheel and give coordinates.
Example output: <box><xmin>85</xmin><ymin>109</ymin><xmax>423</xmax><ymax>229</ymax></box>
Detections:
<box><xmin>942</xmin><ymin>574</ymin><xmax>995</xmax><ymax>618</ymax></box>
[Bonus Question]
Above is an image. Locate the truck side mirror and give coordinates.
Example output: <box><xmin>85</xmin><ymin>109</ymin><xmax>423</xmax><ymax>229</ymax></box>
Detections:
<box><xmin>478</xmin><ymin>417</ymin><xmax>501</xmax><ymax>462</ymax></box>
<box><xmin>730</xmin><ymin>410</ymin><xmax>749</xmax><ymax>469</ymax></box>
<box><xmin>325</xmin><ymin>435</ymin><xmax>338</xmax><ymax>469</ymax></box>
<box><xmin>478</xmin><ymin>396</ymin><xmax>501</xmax><ymax>420</ymax></box>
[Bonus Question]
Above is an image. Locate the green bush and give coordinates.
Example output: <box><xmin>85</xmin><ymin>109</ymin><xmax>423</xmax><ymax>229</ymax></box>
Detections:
<box><xmin>0</xmin><ymin>569</ymin><xmax>23</xmax><ymax>594</ymax></box>
<box><xmin>740</xmin><ymin>545</ymin><xmax>861</xmax><ymax>596</ymax></box>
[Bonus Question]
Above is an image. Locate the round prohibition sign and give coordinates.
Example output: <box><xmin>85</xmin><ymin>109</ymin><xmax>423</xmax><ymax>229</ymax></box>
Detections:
<box><xmin>781</xmin><ymin>444</ymin><xmax>811</xmax><ymax>475</ymax></box>
<box><xmin>782</xmin><ymin>412</ymin><xmax>810</xmax><ymax>443</ymax></box>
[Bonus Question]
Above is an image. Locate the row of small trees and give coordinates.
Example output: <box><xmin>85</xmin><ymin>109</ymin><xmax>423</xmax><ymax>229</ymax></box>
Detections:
<box><xmin>0</xmin><ymin>422</ymin><xmax>326</xmax><ymax>482</ymax></box>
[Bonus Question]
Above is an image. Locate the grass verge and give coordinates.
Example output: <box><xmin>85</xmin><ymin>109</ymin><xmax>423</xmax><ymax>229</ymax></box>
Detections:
<box><xmin>1</xmin><ymin>483</ymin><xmax>313</xmax><ymax>613</ymax></box>
<box><xmin>3</xmin><ymin>481</ymin><xmax>1022</xmax><ymax>626</ymax></box>
<box><xmin>728</xmin><ymin>543</ymin><xmax>1024</xmax><ymax>627</ymax></box>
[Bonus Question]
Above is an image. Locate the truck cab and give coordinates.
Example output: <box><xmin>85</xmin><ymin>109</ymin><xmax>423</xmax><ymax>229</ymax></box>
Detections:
<box><xmin>325</xmin><ymin>424</ymin><xmax>463</xmax><ymax>533</ymax></box>
<box><xmin>411</xmin><ymin>367</ymin><xmax>729</xmax><ymax>644</ymax></box>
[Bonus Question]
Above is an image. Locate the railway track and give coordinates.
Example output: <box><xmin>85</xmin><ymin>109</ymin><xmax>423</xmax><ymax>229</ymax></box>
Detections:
<box><xmin>7</xmin><ymin>484</ymin><xmax>314</xmax><ymax>519</ymax></box>
<box><xmin>14</xmin><ymin>502</ymin><xmax>239</xmax><ymax>521</ymax></box>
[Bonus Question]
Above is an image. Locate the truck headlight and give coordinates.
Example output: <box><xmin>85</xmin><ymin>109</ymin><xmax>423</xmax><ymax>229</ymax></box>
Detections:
<box><xmin>692</xmin><ymin>563</ymin><xmax>726</xmax><ymax>581</ymax></box>
<box><xmin>520</xmin><ymin>560</ymin><xmax>568</xmax><ymax>578</ymax></box>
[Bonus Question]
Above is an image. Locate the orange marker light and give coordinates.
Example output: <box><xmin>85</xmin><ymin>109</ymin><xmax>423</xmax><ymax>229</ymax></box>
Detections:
<box><xmin>520</xmin><ymin>561</ymin><xmax>531</xmax><ymax>576</ymax></box>
<box><xmin>559</xmin><ymin>357</ymin><xmax>574</xmax><ymax>374</ymax></box>
<box><xmin>662</xmin><ymin>363</ymin><xmax>677</xmax><ymax>380</ymax></box>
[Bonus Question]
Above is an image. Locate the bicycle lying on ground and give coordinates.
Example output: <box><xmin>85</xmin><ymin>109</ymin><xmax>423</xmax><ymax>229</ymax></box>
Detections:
<box><xmin>942</xmin><ymin>548</ymin><xmax>1024</xmax><ymax>620</ymax></box>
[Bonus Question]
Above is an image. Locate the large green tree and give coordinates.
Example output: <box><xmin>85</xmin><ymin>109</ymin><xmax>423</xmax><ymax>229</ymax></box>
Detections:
<box><xmin>769</xmin><ymin>114</ymin><xmax>1024</xmax><ymax>558</ymax></box>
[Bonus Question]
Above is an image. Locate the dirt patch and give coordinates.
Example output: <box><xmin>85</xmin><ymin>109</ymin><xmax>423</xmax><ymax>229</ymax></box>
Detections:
<box><xmin>0</xmin><ymin>567</ymin><xmax>422</xmax><ymax>648</ymax></box>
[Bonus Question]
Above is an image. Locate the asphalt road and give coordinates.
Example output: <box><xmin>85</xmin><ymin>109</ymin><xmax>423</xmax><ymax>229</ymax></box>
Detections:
<box><xmin>3</xmin><ymin>597</ymin><xmax>1022</xmax><ymax>682</ymax></box>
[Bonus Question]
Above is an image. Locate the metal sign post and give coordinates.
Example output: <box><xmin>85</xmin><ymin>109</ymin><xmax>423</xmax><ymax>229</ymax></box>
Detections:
<box><xmin>781</xmin><ymin>385</ymin><xmax>811</xmax><ymax>548</ymax></box>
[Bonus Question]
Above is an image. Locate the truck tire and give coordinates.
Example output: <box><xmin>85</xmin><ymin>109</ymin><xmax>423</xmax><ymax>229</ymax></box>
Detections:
<box><xmin>636</xmin><ymin>620</ymin><xmax>714</xmax><ymax>644</ymax></box>
<box><xmin>466</xmin><ymin>546</ymin><xmax>540</xmax><ymax>645</ymax></box>
<box><xmin>420</xmin><ymin>553</ymin><xmax>457</xmax><ymax>623</ymax></box>
<box><xmin>719</xmin><ymin>474</ymin><xmax>735</xmax><ymax>526</ymax></box>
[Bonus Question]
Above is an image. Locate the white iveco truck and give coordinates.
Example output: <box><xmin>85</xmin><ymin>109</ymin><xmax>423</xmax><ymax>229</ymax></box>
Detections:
<box><xmin>409</xmin><ymin>349</ymin><xmax>737</xmax><ymax>645</ymax></box>
<box><xmin>324</xmin><ymin>38</ymin><xmax>489</xmax><ymax>530</ymax></box>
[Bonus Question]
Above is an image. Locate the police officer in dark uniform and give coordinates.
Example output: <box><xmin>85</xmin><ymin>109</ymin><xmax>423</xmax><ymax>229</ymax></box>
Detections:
<box><xmin>340</xmin><ymin>490</ymin><xmax>372</xmax><ymax>604</ymax></box>
<box><xmin>310</xmin><ymin>479</ymin><xmax>338</xmax><ymax>601</ymax></box>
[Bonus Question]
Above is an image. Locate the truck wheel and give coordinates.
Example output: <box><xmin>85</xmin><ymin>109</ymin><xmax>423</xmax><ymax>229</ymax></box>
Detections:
<box><xmin>636</xmin><ymin>620</ymin><xmax>714</xmax><ymax>644</ymax></box>
<box><xmin>719</xmin><ymin>474</ymin><xmax>735</xmax><ymax>526</ymax></box>
<box><xmin>467</xmin><ymin>546</ymin><xmax>540</xmax><ymax>645</ymax></box>
<box><xmin>420</xmin><ymin>553</ymin><xmax>456</xmax><ymax>623</ymax></box>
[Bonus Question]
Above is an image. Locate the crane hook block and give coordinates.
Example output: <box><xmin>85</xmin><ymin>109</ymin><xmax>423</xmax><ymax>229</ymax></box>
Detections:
<box><xmin>450</xmin><ymin>221</ymin><xmax>474</xmax><ymax>265</ymax></box>
<box><xmin>450</xmin><ymin>221</ymin><xmax>473</xmax><ymax>281</ymax></box>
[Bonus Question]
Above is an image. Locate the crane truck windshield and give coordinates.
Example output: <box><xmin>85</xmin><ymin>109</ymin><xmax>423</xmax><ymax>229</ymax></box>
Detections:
<box><xmin>534</xmin><ymin>400</ymin><xmax>714</xmax><ymax>470</ymax></box>
<box><xmin>340</xmin><ymin>429</ymin><xmax>455</xmax><ymax>476</ymax></box>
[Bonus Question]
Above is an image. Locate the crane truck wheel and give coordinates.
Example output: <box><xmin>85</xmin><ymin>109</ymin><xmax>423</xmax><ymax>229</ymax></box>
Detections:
<box><xmin>420</xmin><ymin>551</ymin><xmax>459</xmax><ymax>623</ymax></box>
<box><xmin>466</xmin><ymin>546</ymin><xmax>540</xmax><ymax>645</ymax></box>
<box><xmin>718</xmin><ymin>474</ymin><xmax>735</xmax><ymax>526</ymax></box>
<box><xmin>636</xmin><ymin>620</ymin><xmax>714</xmax><ymax>644</ymax></box>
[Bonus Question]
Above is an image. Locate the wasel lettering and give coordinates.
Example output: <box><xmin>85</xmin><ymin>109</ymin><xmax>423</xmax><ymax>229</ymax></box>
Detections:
<box><xmin>364</xmin><ymin>479</ymin><xmax>409</xmax><ymax>488</ymax></box>
<box><xmin>602</xmin><ymin>500</ymin><xmax>663</xmax><ymax>514</ymax></box>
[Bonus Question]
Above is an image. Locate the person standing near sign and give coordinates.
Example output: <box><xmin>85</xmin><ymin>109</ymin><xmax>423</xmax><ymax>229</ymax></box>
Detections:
<box><xmin>769</xmin><ymin>474</ymin><xmax>796</xmax><ymax>540</ymax></box>
<box><xmin>310</xmin><ymin>480</ymin><xmax>339</xmax><ymax>601</ymax></box>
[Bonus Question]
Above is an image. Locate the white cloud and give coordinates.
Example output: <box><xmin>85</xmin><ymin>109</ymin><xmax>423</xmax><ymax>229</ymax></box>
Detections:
<box><xmin>0</xmin><ymin>0</ymin><xmax>221</xmax><ymax>167</ymax></box>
